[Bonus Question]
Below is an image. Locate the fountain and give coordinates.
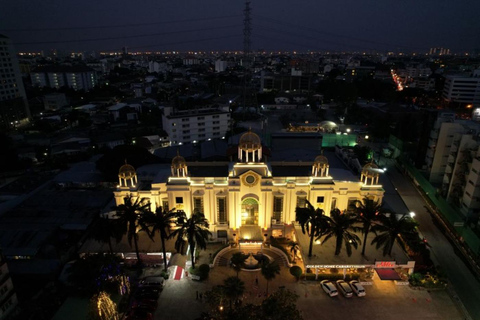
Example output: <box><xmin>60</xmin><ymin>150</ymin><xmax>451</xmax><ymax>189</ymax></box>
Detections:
<box><xmin>235</xmin><ymin>252</ymin><xmax>271</xmax><ymax>270</ymax></box>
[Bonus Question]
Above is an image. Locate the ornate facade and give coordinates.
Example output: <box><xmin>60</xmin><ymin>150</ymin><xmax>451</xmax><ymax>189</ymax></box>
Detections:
<box><xmin>114</xmin><ymin>131</ymin><xmax>384</xmax><ymax>240</ymax></box>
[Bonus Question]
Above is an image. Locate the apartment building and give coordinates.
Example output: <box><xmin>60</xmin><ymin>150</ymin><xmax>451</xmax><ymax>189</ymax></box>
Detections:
<box><xmin>442</xmin><ymin>70</ymin><xmax>480</xmax><ymax>105</ymax></box>
<box><xmin>30</xmin><ymin>65</ymin><xmax>97</xmax><ymax>91</ymax></box>
<box><xmin>162</xmin><ymin>106</ymin><xmax>230</xmax><ymax>145</ymax></box>
<box><xmin>0</xmin><ymin>251</ymin><xmax>17</xmax><ymax>320</ymax></box>
<box><xmin>0</xmin><ymin>34</ymin><xmax>30</xmax><ymax>129</ymax></box>
<box><xmin>426</xmin><ymin>111</ymin><xmax>480</xmax><ymax>215</ymax></box>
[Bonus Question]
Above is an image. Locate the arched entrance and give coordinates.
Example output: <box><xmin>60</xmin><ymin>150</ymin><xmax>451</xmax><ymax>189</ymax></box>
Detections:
<box><xmin>241</xmin><ymin>198</ymin><xmax>259</xmax><ymax>225</ymax></box>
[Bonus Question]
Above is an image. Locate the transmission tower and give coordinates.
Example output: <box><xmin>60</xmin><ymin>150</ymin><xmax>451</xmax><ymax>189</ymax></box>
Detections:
<box><xmin>241</xmin><ymin>0</ymin><xmax>258</xmax><ymax>120</ymax></box>
<box><xmin>243</xmin><ymin>0</ymin><xmax>252</xmax><ymax>64</ymax></box>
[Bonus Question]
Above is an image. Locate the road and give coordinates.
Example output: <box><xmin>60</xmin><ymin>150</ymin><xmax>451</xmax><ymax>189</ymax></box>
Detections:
<box><xmin>380</xmin><ymin>159</ymin><xmax>480</xmax><ymax>319</ymax></box>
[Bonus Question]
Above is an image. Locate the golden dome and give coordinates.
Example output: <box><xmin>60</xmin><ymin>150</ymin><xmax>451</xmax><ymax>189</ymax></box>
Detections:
<box><xmin>362</xmin><ymin>161</ymin><xmax>379</xmax><ymax>177</ymax></box>
<box><xmin>314</xmin><ymin>154</ymin><xmax>328</xmax><ymax>167</ymax></box>
<box><xmin>119</xmin><ymin>163</ymin><xmax>136</xmax><ymax>179</ymax></box>
<box><xmin>239</xmin><ymin>129</ymin><xmax>261</xmax><ymax>152</ymax></box>
<box><xmin>172</xmin><ymin>151</ymin><xmax>187</xmax><ymax>169</ymax></box>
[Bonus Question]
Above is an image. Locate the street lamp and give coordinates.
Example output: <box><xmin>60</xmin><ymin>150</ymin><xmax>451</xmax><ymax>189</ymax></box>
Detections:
<box><xmin>409</xmin><ymin>212</ymin><xmax>415</xmax><ymax>218</ymax></box>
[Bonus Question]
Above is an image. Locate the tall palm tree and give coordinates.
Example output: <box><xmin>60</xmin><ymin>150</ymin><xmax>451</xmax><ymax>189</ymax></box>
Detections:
<box><xmin>90</xmin><ymin>213</ymin><xmax>125</xmax><ymax>254</ymax></box>
<box><xmin>223</xmin><ymin>276</ymin><xmax>245</xmax><ymax>310</ymax></box>
<box><xmin>295</xmin><ymin>200</ymin><xmax>329</xmax><ymax>257</ymax></box>
<box><xmin>371</xmin><ymin>212</ymin><xmax>419</xmax><ymax>256</ymax></box>
<box><xmin>261</xmin><ymin>261</ymin><xmax>280</xmax><ymax>295</ymax></box>
<box><xmin>142</xmin><ymin>206</ymin><xmax>180</xmax><ymax>272</ymax></box>
<box><xmin>230</xmin><ymin>252</ymin><xmax>248</xmax><ymax>278</ymax></box>
<box><xmin>112</xmin><ymin>194</ymin><xmax>150</xmax><ymax>264</ymax></box>
<box><xmin>350</xmin><ymin>197</ymin><xmax>385</xmax><ymax>256</ymax></box>
<box><xmin>288</xmin><ymin>241</ymin><xmax>300</xmax><ymax>262</ymax></box>
<box><xmin>319</xmin><ymin>209</ymin><xmax>361</xmax><ymax>256</ymax></box>
<box><xmin>170</xmin><ymin>211</ymin><xmax>211</xmax><ymax>269</ymax></box>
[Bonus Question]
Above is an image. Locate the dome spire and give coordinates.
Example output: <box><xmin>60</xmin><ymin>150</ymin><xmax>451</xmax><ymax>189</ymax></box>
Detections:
<box><xmin>312</xmin><ymin>151</ymin><xmax>329</xmax><ymax>177</ymax></box>
<box><xmin>171</xmin><ymin>150</ymin><xmax>188</xmax><ymax>177</ymax></box>
<box><xmin>118</xmin><ymin>161</ymin><xmax>137</xmax><ymax>188</ymax></box>
<box><xmin>238</xmin><ymin>129</ymin><xmax>262</xmax><ymax>162</ymax></box>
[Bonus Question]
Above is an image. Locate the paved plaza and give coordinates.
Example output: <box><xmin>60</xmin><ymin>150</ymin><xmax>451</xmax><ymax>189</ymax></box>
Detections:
<box><xmin>148</xmin><ymin>240</ymin><xmax>465</xmax><ymax>320</ymax></box>
<box><xmin>153</xmin><ymin>262</ymin><xmax>464</xmax><ymax>320</ymax></box>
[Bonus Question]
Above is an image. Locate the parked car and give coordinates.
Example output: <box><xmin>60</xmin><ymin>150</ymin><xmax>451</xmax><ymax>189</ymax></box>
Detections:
<box><xmin>349</xmin><ymin>280</ymin><xmax>366</xmax><ymax>297</ymax></box>
<box><xmin>320</xmin><ymin>280</ymin><xmax>338</xmax><ymax>297</ymax></box>
<box><xmin>133</xmin><ymin>286</ymin><xmax>161</xmax><ymax>301</ymax></box>
<box><xmin>139</xmin><ymin>276</ymin><xmax>165</xmax><ymax>288</ymax></box>
<box><xmin>336</xmin><ymin>280</ymin><xmax>353</xmax><ymax>298</ymax></box>
<box><xmin>131</xmin><ymin>298</ymin><xmax>157</xmax><ymax>312</ymax></box>
<box><xmin>125</xmin><ymin>308</ymin><xmax>153</xmax><ymax>320</ymax></box>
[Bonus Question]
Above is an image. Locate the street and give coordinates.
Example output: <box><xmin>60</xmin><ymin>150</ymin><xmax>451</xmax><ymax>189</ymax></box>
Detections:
<box><xmin>381</xmin><ymin>159</ymin><xmax>480</xmax><ymax>319</ymax></box>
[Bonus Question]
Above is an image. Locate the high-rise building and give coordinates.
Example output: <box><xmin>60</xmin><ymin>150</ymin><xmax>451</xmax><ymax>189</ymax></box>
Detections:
<box><xmin>442</xmin><ymin>69</ymin><xmax>480</xmax><ymax>106</ymax></box>
<box><xmin>0</xmin><ymin>249</ymin><xmax>18</xmax><ymax>320</ymax></box>
<box><xmin>426</xmin><ymin>112</ymin><xmax>480</xmax><ymax>215</ymax></box>
<box><xmin>0</xmin><ymin>34</ymin><xmax>31</xmax><ymax>130</ymax></box>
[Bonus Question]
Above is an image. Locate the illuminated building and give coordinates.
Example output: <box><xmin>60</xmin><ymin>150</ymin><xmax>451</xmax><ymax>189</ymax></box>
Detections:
<box><xmin>114</xmin><ymin>130</ymin><xmax>384</xmax><ymax>239</ymax></box>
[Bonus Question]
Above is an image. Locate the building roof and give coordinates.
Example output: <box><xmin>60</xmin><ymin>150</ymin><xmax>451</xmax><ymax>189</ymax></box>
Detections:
<box><xmin>32</xmin><ymin>65</ymin><xmax>95</xmax><ymax>73</ymax></box>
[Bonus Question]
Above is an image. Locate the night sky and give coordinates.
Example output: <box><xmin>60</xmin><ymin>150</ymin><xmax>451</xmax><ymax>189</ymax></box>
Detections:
<box><xmin>1</xmin><ymin>0</ymin><xmax>479</xmax><ymax>53</ymax></box>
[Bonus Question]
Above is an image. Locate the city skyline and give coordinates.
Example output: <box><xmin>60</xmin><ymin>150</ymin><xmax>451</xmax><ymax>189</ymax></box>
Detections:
<box><xmin>1</xmin><ymin>0</ymin><xmax>479</xmax><ymax>53</ymax></box>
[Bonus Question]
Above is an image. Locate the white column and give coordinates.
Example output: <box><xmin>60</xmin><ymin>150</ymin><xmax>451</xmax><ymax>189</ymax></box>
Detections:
<box><xmin>259</xmin><ymin>148</ymin><xmax>262</xmax><ymax>161</ymax></box>
<box><xmin>119</xmin><ymin>177</ymin><xmax>122</xmax><ymax>186</ymax></box>
<box><xmin>130</xmin><ymin>177</ymin><xmax>134</xmax><ymax>186</ymax></box>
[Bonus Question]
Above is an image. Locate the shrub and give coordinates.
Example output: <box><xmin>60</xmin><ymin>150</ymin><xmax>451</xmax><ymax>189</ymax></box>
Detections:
<box><xmin>160</xmin><ymin>270</ymin><xmax>170</xmax><ymax>280</ymax></box>
<box><xmin>198</xmin><ymin>264</ymin><xmax>210</xmax><ymax>280</ymax></box>
<box><xmin>290</xmin><ymin>266</ymin><xmax>303</xmax><ymax>280</ymax></box>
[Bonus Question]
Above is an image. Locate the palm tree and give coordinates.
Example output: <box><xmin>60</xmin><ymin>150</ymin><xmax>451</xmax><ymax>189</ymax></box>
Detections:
<box><xmin>223</xmin><ymin>276</ymin><xmax>245</xmax><ymax>310</ymax></box>
<box><xmin>170</xmin><ymin>211</ymin><xmax>212</xmax><ymax>269</ymax></box>
<box><xmin>261</xmin><ymin>261</ymin><xmax>280</xmax><ymax>295</ymax></box>
<box><xmin>350</xmin><ymin>197</ymin><xmax>385</xmax><ymax>256</ymax></box>
<box><xmin>89</xmin><ymin>213</ymin><xmax>125</xmax><ymax>254</ymax></box>
<box><xmin>371</xmin><ymin>213</ymin><xmax>418</xmax><ymax>256</ymax></box>
<box><xmin>112</xmin><ymin>194</ymin><xmax>150</xmax><ymax>264</ymax></box>
<box><xmin>230</xmin><ymin>252</ymin><xmax>248</xmax><ymax>277</ymax></box>
<box><xmin>142</xmin><ymin>206</ymin><xmax>180</xmax><ymax>272</ymax></box>
<box><xmin>295</xmin><ymin>200</ymin><xmax>329</xmax><ymax>257</ymax></box>
<box><xmin>319</xmin><ymin>209</ymin><xmax>361</xmax><ymax>256</ymax></box>
<box><xmin>288</xmin><ymin>241</ymin><xmax>300</xmax><ymax>262</ymax></box>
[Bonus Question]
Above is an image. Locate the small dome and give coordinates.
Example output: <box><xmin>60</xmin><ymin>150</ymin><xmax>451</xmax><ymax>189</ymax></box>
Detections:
<box><xmin>362</xmin><ymin>161</ymin><xmax>379</xmax><ymax>177</ymax></box>
<box><xmin>119</xmin><ymin>163</ymin><xmax>136</xmax><ymax>179</ymax></box>
<box><xmin>314</xmin><ymin>154</ymin><xmax>328</xmax><ymax>167</ymax></box>
<box><xmin>319</xmin><ymin>121</ymin><xmax>338</xmax><ymax>130</ymax></box>
<box><xmin>172</xmin><ymin>152</ymin><xmax>187</xmax><ymax>169</ymax></box>
<box><xmin>239</xmin><ymin>130</ymin><xmax>261</xmax><ymax>151</ymax></box>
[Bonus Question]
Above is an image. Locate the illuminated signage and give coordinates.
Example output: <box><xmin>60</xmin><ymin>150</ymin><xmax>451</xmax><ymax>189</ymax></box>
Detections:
<box><xmin>306</xmin><ymin>265</ymin><xmax>366</xmax><ymax>269</ymax></box>
<box><xmin>375</xmin><ymin>261</ymin><xmax>396</xmax><ymax>268</ymax></box>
